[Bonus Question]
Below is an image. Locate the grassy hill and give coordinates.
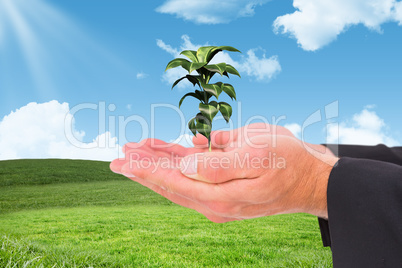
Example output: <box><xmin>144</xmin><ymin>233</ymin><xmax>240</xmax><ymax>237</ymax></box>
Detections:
<box><xmin>0</xmin><ymin>159</ymin><xmax>126</xmax><ymax>186</ymax></box>
<box><xmin>0</xmin><ymin>159</ymin><xmax>332</xmax><ymax>267</ymax></box>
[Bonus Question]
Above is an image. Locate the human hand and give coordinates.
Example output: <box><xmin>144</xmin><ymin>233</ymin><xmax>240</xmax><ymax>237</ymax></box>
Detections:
<box><xmin>110</xmin><ymin>124</ymin><xmax>338</xmax><ymax>222</ymax></box>
<box><xmin>112</xmin><ymin>123</ymin><xmax>293</xmax><ymax>222</ymax></box>
<box><xmin>111</xmin><ymin>132</ymin><xmax>337</xmax><ymax>222</ymax></box>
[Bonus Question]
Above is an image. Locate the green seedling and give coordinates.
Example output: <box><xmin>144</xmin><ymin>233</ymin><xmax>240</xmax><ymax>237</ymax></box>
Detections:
<box><xmin>165</xmin><ymin>46</ymin><xmax>241</xmax><ymax>151</ymax></box>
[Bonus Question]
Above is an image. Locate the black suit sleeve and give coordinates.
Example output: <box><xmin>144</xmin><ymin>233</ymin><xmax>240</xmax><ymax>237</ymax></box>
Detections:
<box><xmin>318</xmin><ymin>144</ymin><xmax>402</xmax><ymax>267</ymax></box>
<box><xmin>325</xmin><ymin>144</ymin><xmax>402</xmax><ymax>166</ymax></box>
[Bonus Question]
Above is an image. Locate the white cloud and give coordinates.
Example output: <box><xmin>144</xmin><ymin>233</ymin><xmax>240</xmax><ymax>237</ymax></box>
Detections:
<box><xmin>0</xmin><ymin>101</ymin><xmax>122</xmax><ymax>161</ymax></box>
<box><xmin>156</xmin><ymin>0</ymin><xmax>269</xmax><ymax>24</ymax></box>
<box><xmin>274</xmin><ymin>0</ymin><xmax>402</xmax><ymax>51</ymax></box>
<box><xmin>162</xmin><ymin>66</ymin><xmax>190</xmax><ymax>89</ymax></box>
<box><xmin>156</xmin><ymin>39</ymin><xmax>179</xmax><ymax>57</ymax></box>
<box><xmin>395</xmin><ymin>1</ymin><xmax>402</xmax><ymax>24</ymax></box>
<box><xmin>327</xmin><ymin>108</ymin><xmax>399</xmax><ymax>146</ymax></box>
<box><xmin>157</xmin><ymin>37</ymin><xmax>194</xmax><ymax>89</ymax></box>
<box><xmin>157</xmin><ymin>35</ymin><xmax>281</xmax><ymax>87</ymax></box>
<box><xmin>169</xmin><ymin>134</ymin><xmax>194</xmax><ymax>147</ymax></box>
<box><xmin>239</xmin><ymin>49</ymin><xmax>281</xmax><ymax>81</ymax></box>
<box><xmin>283</xmin><ymin>107</ymin><xmax>399</xmax><ymax>146</ymax></box>
<box><xmin>364</xmin><ymin>104</ymin><xmax>377</xmax><ymax>109</ymax></box>
<box><xmin>136</xmin><ymin>72</ymin><xmax>148</xmax><ymax>79</ymax></box>
<box><xmin>284</xmin><ymin>123</ymin><xmax>302</xmax><ymax>139</ymax></box>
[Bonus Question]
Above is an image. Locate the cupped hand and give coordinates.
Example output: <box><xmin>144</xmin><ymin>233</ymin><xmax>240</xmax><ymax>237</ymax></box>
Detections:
<box><xmin>110</xmin><ymin>125</ymin><xmax>338</xmax><ymax>222</ymax></box>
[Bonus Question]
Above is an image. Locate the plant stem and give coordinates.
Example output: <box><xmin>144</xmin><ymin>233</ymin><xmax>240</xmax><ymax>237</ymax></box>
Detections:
<box><xmin>203</xmin><ymin>92</ymin><xmax>208</xmax><ymax>104</ymax></box>
<box><xmin>208</xmin><ymin>137</ymin><xmax>212</xmax><ymax>152</ymax></box>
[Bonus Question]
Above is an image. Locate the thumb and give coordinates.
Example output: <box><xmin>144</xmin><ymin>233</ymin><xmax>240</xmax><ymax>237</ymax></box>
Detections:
<box><xmin>179</xmin><ymin>149</ymin><xmax>261</xmax><ymax>183</ymax></box>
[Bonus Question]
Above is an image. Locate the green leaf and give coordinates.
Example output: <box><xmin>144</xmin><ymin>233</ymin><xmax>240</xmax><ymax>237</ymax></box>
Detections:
<box><xmin>186</xmin><ymin>75</ymin><xmax>202</xmax><ymax>88</ymax></box>
<box><xmin>196</xmin><ymin>67</ymin><xmax>216</xmax><ymax>82</ymax></box>
<box><xmin>179</xmin><ymin>93</ymin><xmax>203</xmax><ymax>108</ymax></box>
<box><xmin>165</xmin><ymin>58</ymin><xmax>190</xmax><ymax>72</ymax></box>
<box><xmin>172</xmin><ymin>76</ymin><xmax>186</xmax><ymax>90</ymax></box>
<box><xmin>195</xmin><ymin>113</ymin><xmax>212</xmax><ymax>138</ymax></box>
<box><xmin>171</xmin><ymin>75</ymin><xmax>201</xmax><ymax>90</ymax></box>
<box><xmin>209</xmin><ymin>101</ymin><xmax>219</xmax><ymax>108</ymax></box>
<box><xmin>222</xmin><ymin>83</ymin><xmax>237</xmax><ymax>100</ymax></box>
<box><xmin>167</xmin><ymin>45</ymin><xmax>241</xmax><ymax>140</ymax></box>
<box><xmin>196</xmin><ymin>123</ymin><xmax>211</xmax><ymax>139</ymax></box>
<box><xmin>180</xmin><ymin>50</ymin><xmax>198</xmax><ymax>63</ymax></box>
<box><xmin>204</xmin><ymin>63</ymin><xmax>227</xmax><ymax>76</ymax></box>
<box><xmin>209</xmin><ymin>101</ymin><xmax>220</xmax><ymax>113</ymax></box>
<box><xmin>188</xmin><ymin>117</ymin><xmax>197</xmax><ymax>136</ymax></box>
<box><xmin>215</xmin><ymin>46</ymin><xmax>241</xmax><ymax>53</ymax></box>
<box><xmin>206</xmin><ymin>46</ymin><xmax>241</xmax><ymax>63</ymax></box>
<box><xmin>195</xmin><ymin>112</ymin><xmax>209</xmax><ymax>124</ymax></box>
<box><xmin>218</xmin><ymin>102</ymin><xmax>232</xmax><ymax>123</ymax></box>
<box><xmin>189</xmin><ymin>62</ymin><xmax>207</xmax><ymax>74</ymax></box>
<box><xmin>202</xmin><ymin>82</ymin><xmax>223</xmax><ymax>99</ymax></box>
<box><xmin>196</xmin><ymin>46</ymin><xmax>216</xmax><ymax>63</ymax></box>
<box><xmin>199</xmin><ymin>103</ymin><xmax>219</xmax><ymax>123</ymax></box>
<box><xmin>225</xmin><ymin>64</ymin><xmax>241</xmax><ymax>77</ymax></box>
<box><xmin>194</xmin><ymin>90</ymin><xmax>206</xmax><ymax>102</ymax></box>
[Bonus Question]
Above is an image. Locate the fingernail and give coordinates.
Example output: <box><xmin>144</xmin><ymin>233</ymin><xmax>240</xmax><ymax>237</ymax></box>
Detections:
<box><xmin>180</xmin><ymin>154</ymin><xmax>197</xmax><ymax>177</ymax></box>
<box><xmin>121</xmin><ymin>163</ymin><xmax>136</xmax><ymax>178</ymax></box>
<box><xmin>111</xmin><ymin>169</ymin><xmax>123</xmax><ymax>175</ymax></box>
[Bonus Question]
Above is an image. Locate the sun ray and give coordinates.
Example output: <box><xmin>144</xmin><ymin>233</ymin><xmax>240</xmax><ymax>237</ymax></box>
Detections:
<box><xmin>0</xmin><ymin>0</ymin><xmax>135</xmax><ymax>99</ymax></box>
<box><xmin>2</xmin><ymin>0</ymin><xmax>55</xmax><ymax>97</ymax></box>
<box><xmin>0</xmin><ymin>6</ymin><xmax>4</xmax><ymax>45</ymax></box>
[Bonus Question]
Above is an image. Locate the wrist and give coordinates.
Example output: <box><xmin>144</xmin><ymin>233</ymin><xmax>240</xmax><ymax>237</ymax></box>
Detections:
<box><xmin>307</xmin><ymin>153</ymin><xmax>339</xmax><ymax>219</ymax></box>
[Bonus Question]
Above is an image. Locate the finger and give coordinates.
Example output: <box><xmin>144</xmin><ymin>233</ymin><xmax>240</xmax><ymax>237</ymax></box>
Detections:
<box><xmin>123</xmin><ymin>138</ymin><xmax>165</xmax><ymax>153</ymax></box>
<box><xmin>111</xmin><ymin>149</ymin><xmax>166</xmax><ymax>174</ymax></box>
<box><xmin>121</xmin><ymin>160</ymin><xmax>219</xmax><ymax>203</ymax></box>
<box><xmin>110</xmin><ymin>148</ymin><xmax>175</xmax><ymax>175</ymax></box>
<box><xmin>192</xmin><ymin>124</ymin><xmax>262</xmax><ymax>147</ymax></box>
<box><xmin>192</xmin><ymin>130</ymin><xmax>231</xmax><ymax>147</ymax></box>
<box><xmin>125</xmin><ymin>148</ymin><xmax>183</xmax><ymax>166</ymax></box>
<box><xmin>124</xmin><ymin>144</ymin><xmax>208</xmax><ymax>167</ymax></box>
<box><xmin>236</xmin><ymin>123</ymin><xmax>294</xmax><ymax>145</ymax></box>
<box><xmin>179</xmin><ymin>145</ymin><xmax>267</xmax><ymax>183</ymax></box>
<box><xmin>123</xmin><ymin>139</ymin><xmax>193</xmax><ymax>158</ymax></box>
<box><xmin>192</xmin><ymin>131</ymin><xmax>233</xmax><ymax>150</ymax></box>
<box><xmin>192</xmin><ymin>123</ymin><xmax>287</xmax><ymax>150</ymax></box>
<box><xmin>123</xmin><ymin>139</ymin><xmax>176</xmax><ymax>154</ymax></box>
<box><xmin>146</xmin><ymin>143</ymin><xmax>202</xmax><ymax>158</ymax></box>
<box><xmin>110</xmin><ymin>158</ymin><xmax>128</xmax><ymax>175</ymax></box>
<box><xmin>125</xmin><ymin>148</ymin><xmax>160</xmax><ymax>160</ymax></box>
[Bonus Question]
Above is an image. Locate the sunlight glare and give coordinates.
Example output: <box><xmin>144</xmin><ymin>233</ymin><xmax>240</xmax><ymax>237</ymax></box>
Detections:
<box><xmin>1</xmin><ymin>0</ymin><xmax>54</xmax><ymax>96</ymax></box>
<box><xmin>0</xmin><ymin>1</ymin><xmax>6</xmax><ymax>45</ymax></box>
<box><xmin>0</xmin><ymin>0</ymin><xmax>134</xmax><ymax>98</ymax></box>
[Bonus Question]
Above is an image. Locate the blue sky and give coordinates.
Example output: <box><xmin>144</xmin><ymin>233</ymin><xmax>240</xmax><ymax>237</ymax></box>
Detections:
<box><xmin>0</xmin><ymin>0</ymin><xmax>401</xmax><ymax>160</ymax></box>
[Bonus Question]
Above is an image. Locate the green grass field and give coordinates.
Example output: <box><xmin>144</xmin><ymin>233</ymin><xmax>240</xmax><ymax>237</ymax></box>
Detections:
<box><xmin>0</xmin><ymin>159</ymin><xmax>332</xmax><ymax>267</ymax></box>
